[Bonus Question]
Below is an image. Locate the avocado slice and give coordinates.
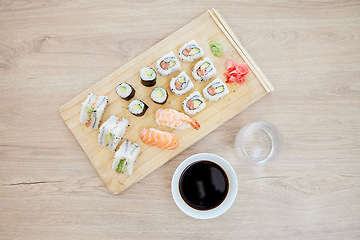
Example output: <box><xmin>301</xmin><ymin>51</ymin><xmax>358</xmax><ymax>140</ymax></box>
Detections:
<box><xmin>105</xmin><ymin>133</ymin><xmax>115</xmax><ymax>146</ymax></box>
<box><xmin>119</xmin><ymin>86</ymin><xmax>127</xmax><ymax>95</ymax></box>
<box><xmin>193</xmin><ymin>99</ymin><xmax>202</xmax><ymax>109</ymax></box>
<box><xmin>116</xmin><ymin>157</ymin><xmax>127</xmax><ymax>173</ymax></box>
<box><xmin>153</xmin><ymin>89</ymin><xmax>164</xmax><ymax>98</ymax></box>
<box><xmin>169</xmin><ymin>61</ymin><xmax>176</xmax><ymax>68</ymax></box>
<box><xmin>215</xmin><ymin>86</ymin><xmax>225</xmax><ymax>94</ymax></box>
<box><xmin>189</xmin><ymin>47</ymin><xmax>200</xmax><ymax>56</ymax></box>
<box><xmin>145</xmin><ymin>69</ymin><xmax>153</xmax><ymax>77</ymax></box>
<box><xmin>200</xmin><ymin>62</ymin><xmax>210</xmax><ymax>70</ymax></box>
<box><xmin>131</xmin><ymin>104</ymin><xmax>142</xmax><ymax>112</ymax></box>
<box><xmin>177</xmin><ymin>77</ymin><xmax>186</xmax><ymax>84</ymax></box>
<box><xmin>85</xmin><ymin>105</ymin><xmax>94</xmax><ymax>115</ymax></box>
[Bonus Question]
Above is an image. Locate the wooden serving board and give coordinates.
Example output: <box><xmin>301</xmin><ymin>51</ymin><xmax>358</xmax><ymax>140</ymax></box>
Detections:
<box><xmin>59</xmin><ymin>9</ymin><xmax>274</xmax><ymax>194</ymax></box>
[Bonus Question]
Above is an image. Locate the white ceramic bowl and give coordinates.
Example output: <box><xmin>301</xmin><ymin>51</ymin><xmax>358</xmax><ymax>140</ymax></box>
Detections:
<box><xmin>171</xmin><ymin>153</ymin><xmax>238</xmax><ymax>219</ymax></box>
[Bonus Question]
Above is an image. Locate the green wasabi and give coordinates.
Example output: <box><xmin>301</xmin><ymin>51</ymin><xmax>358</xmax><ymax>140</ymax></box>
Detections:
<box><xmin>210</xmin><ymin>40</ymin><xmax>224</xmax><ymax>57</ymax></box>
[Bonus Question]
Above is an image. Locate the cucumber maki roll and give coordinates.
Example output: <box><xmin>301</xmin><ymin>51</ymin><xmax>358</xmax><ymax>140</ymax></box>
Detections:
<box><xmin>202</xmin><ymin>77</ymin><xmax>229</xmax><ymax>102</ymax></box>
<box><xmin>112</xmin><ymin>139</ymin><xmax>141</xmax><ymax>175</ymax></box>
<box><xmin>98</xmin><ymin>115</ymin><xmax>129</xmax><ymax>152</ymax></box>
<box><xmin>151</xmin><ymin>87</ymin><xmax>168</xmax><ymax>105</ymax></box>
<box><xmin>156</xmin><ymin>51</ymin><xmax>181</xmax><ymax>76</ymax></box>
<box><xmin>169</xmin><ymin>71</ymin><xmax>194</xmax><ymax>96</ymax></box>
<box><xmin>182</xmin><ymin>91</ymin><xmax>206</xmax><ymax>115</ymax></box>
<box><xmin>192</xmin><ymin>57</ymin><xmax>217</xmax><ymax>82</ymax></box>
<box><xmin>116</xmin><ymin>82</ymin><xmax>135</xmax><ymax>101</ymax></box>
<box><xmin>140</xmin><ymin>67</ymin><xmax>156</xmax><ymax>87</ymax></box>
<box><xmin>128</xmin><ymin>99</ymin><xmax>148</xmax><ymax>117</ymax></box>
<box><xmin>79</xmin><ymin>93</ymin><xmax>108</xmax><ymax>129</ymax></box>
<box><xmin>178</xmin><ymin>40</ymin><xmax>204</xmax><ymax>62</ymax></box>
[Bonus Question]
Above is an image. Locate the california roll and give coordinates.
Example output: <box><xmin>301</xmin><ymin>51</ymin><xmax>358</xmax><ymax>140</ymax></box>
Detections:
<box><xmin>169</xmin><ymin>71</ymin><xmax>194</xmax><ymax>96</ymax></box>
<box><xmin>79</xmin><ymin>93</ymin><xmax>108</xmax><ymax>129</ymax></box>
<box><xmin>112</xmin><ymin>139</ymin><xmax>141</xmax><ymax>175</ymax></box>
<box><xmin>191</xmin><ymin>57</ymin><xmax>217</xmax><ymax>82</ymax></box>
<box><xmin>156</xmin><ymin>51</ymin><xmax>181</xmax><ymax>76</ymax></box>
<box><xmin>202</xmin><ymin>77</ymin><xmax>229</xmax><ymax>102</ymax></box>
<box><xmin>178</xmin><ymin>40</ymin><xmax>204</xmax><ymax>62</ymax></box>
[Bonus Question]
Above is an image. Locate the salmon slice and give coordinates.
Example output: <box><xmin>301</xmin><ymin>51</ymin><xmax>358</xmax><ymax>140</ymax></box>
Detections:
<box><xmin>156</xmin><ymin>108</ymin><xmax>200</xmax><ymax>130</ymax></box>
<box><xmin>160</xmin><ymin>60</ymin><xmax>169</xmax><ymax>70</ymax></box>
<box><xmin>182</xmin><ymin>48</ymin><xmax>191</xmax><ymax>57</ymax></box>
<box><xmin>140</xmin><ymin>128</ymin><xmax>178</xmax><ymax>150</ymax></box>
<box><xmin>197</xmin><ymin>68</ymin><xmax>206</xmax><ymax>76</ymax></box>
<box><xmin>207</xmin><ymin>86</ymin><xmax>216</xmax><ymax>96</ymax></box>
<box><xmin>175</xmin><ymin>80</ymin><xmax>183</xmax><ymax>90</ymax></box>
<box><xmin>186</xmin><ymin>99</ymin><xmax>194</xmax><ymax>110</ymax></box>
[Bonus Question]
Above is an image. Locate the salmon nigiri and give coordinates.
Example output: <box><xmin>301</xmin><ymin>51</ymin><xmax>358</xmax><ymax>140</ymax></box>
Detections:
<box><xmin>141</xmin><ymin>128</ymin><xmax>178</xmax><ymax>150</ymax></box>
<box><xmin>155</xmin><ymin>108</ymin><xmax>200</xmax><ymax>130</ymax></box>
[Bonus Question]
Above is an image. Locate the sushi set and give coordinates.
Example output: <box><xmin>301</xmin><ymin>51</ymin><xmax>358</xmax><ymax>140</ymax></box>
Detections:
<box><xmin>59</xmin><ymin>9</ymin><xmax>274</xmax><ymax>194</ymax></box>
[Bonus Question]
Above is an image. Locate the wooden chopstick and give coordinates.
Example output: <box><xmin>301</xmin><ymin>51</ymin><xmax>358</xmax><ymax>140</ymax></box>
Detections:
<box><xmin>208</xmin><ymin>8</ymin><xmax>274</xmax><ymax>92</ymax></box>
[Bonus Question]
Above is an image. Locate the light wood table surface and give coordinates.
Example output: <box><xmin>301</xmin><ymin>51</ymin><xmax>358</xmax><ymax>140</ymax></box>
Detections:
<box><xmin>1</xmin><ymin>1</ymin><xmax>359</xmax><ymax>239</ymax></box>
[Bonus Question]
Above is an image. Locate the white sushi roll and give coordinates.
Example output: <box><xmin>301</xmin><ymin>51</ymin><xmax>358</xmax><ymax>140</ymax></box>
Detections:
<box><xmin>79</xmin><ymin>93</ymin><xmax>108</xmax><ymax>129</ymax></box>
<box><xmin>182</xmin><ymin>91</ymin><xmax>206</xmax><ymax>115</ymax></box>
<box><xmin>112</xmin><ymin>139</ymin><xmax>141</xmax><ymax>175</ymax></box>
<box><xmin>178</xmin><ymin>40</ymin><xmax>204</xmax><ymax>62</ymax></box>
<box><xmin>202</xmin><ymin>77</ymin><xmax>229</xmax><ymax>102</ymax></box>
<box><xmin>156</xmin><ymin>51</ymin><xmax>181</xmax><ymax>76</ymax></box>
<box><xmin>98</xmin><ymin>115</ymin><xmax>130</xmax><ymax>152</ymax></box>
<box><xmin>191</xmin><ymin>57</ymin><xmax>217</xmax><ymax>82</ymax></box>
<box><xmin>169</xmin><ymin>71</ymin><xmax>194</xmax><ymax>96</ymax></box>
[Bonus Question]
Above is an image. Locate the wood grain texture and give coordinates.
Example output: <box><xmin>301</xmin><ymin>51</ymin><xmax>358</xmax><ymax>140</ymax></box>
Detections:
<box><xmin>59</xmin><ymin>9</ymin><xmax>271</xmax><ymax>194</ymax></box>
<box><xmin>1</xmin><ymin>0</ymin><xmax>360</xmax><ymax>239</ymax></box>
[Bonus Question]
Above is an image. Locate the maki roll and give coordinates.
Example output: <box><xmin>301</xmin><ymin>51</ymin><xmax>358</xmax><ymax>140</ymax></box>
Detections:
<box><xmin>178</xmin><ymin>40</ymin><xmax>204</xmax><ymax>62</ymax></box>
<box><xmin>182</xmin><ymin>91</ymin><xmax>206</xmax><ymax>115</ymax></box>
<box><xmin>128</xmin><ymin>99</ymin><xmax>148</xmax><ymax>117</ymax></box>
<box><xmin>140</xmin><ymin>67</ymin><xmax>157</xmax><ymax>87</ymax></box>
<box><xmin>169</xmin><ymin>71</ymin><xmax>194</xmax><ymax>96</ymax></box>
<box><xmin>156</xmin><ymin>51</ymin><xmax>181</xmax><ymax>76</ymax></box>
<box><xmin>98</xmin><ymin>115</ymin><xmax>129</xmax><ymax>152</ymax></box>
<box><xmin>151</xmin><ymin>87</ymin><xmax>168</xmax><ymax>104</ymax></box>
<box><xmin>202</xmin><ymin>77</ymin><xmax>229</xmax><ymax>102</ymax></box>
<box><xmin>116</xmin><ymin>82</ymin><xmax>135</xmax><ymax>101</ymax></box>
<box><xmin>112</xmin><ymin>139</ymin><xmax>141</xmax><ymax>175</ymax></box>
<box><xmin>79</xmin><ymin>93</ymin><xmax>108</xmax><ymax>129</ymax></box>
<box><xmin>191</xmin><ymin>57</ymin><xmax>217</xmax><ymax>82</ymax></box>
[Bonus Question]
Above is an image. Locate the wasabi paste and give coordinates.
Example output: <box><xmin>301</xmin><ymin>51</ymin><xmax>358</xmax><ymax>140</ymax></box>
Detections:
<box><xmin>210</xmin><ymin>40</ymin><xmax>224</xmax><ymax>57</ymax></box>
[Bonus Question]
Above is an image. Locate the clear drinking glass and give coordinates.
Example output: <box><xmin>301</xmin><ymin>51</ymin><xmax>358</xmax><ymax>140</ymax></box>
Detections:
<box><xmin>234</xmin><ymin>121</ymin><xmax>283</xmax><ymax>164</ymax></box>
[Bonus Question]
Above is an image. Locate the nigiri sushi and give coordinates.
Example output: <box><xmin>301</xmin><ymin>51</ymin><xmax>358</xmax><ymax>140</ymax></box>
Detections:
<box><xmin>140</xmin><ymin>128</ymin><xmax>178</xmax><ymax>150</ymax></box>
<box><xmin>155</xmin><ymin>108</ymin><xmax>200</xmax><ymax>130</ymax></box>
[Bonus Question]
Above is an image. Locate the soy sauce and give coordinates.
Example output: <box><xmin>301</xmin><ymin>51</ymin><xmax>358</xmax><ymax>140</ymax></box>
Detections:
<box><xmin>179</xmin><ymin>161</ymin><xmax>229</xmax><ymax>210</ymax></box>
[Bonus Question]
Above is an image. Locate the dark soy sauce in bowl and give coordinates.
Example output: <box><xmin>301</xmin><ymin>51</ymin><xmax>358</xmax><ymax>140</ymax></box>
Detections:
<box><xmin>179</xmin><ymin>160</ymin><xmax>229</xmax><ymax>211</ymax></box>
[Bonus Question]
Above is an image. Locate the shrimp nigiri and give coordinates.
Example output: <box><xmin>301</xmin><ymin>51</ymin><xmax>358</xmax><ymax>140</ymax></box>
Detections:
<box><xmin>141</xmin><ymin>128</ymin><xmax>178</xmax><ymax>150</ymax></box>
<box><xmin>155</xmin><ymin>108</ymin><xmax>200</xmax><ymax>130</ymax></box>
